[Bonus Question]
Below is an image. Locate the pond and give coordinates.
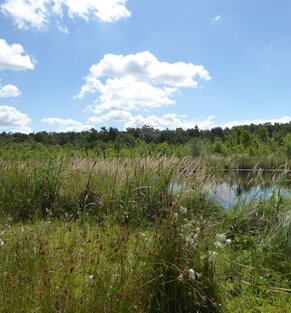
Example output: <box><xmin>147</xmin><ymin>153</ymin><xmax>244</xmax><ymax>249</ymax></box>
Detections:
<box><xmin>172</xmin><ymin>170</ymin><xmax>291</xmax><ymax>208</ymax></box>
<box><xmin>206</xmin><ymin>169</ymin><xmax>291</xmax><ymax>208</ymax></box>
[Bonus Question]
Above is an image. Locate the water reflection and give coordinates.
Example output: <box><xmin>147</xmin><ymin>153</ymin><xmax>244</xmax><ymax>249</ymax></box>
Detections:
<box><xmin>207</xmin><ymin>170</ymin><xmax>290</xmax><ymax>208</ymax></box>
<box><xmin>205</xmin><ymin>182</ymin><xmax>290</xmax><ymax>208</ymax></box>
<box><xmin>171</xmin><ymin>170</ymin><xmax>291</xmax><ymax>208</ymax></box>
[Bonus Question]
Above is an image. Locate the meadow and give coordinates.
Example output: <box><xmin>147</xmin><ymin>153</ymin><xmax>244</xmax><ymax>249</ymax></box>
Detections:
<box><xmin>0</xmin><ymin>154</ymin><xmax>290</xmax><ymax>313</ymax></box>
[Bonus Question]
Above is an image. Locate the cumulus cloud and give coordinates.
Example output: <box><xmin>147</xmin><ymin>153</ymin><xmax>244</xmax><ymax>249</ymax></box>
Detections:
<box><xmin>1</xmin><ymin>0</ymin><xmax>131</xmax><ymax>30</ymax></box>
<box><xmin>41</xmin><ymin>117</ymin><xmax>94</xmax><ymax>132</ymax></box>
<box><xmin>87</xmin><ymin>110</ymin><xmax>291</xmax><ymax>131</ymax></box>
<box><xmin>75</xmin><ymin>51</ymin><xmax>211</xmax><ymax>114</ymax></box>
<box><xmin>87</xmin><ymin>111</ymin><xmax>215</xmax><ymax>130</ymax></box>
<box><xmin>0</xmin><ymin>84</ymin><xmax>21</xmax><ymax>98</ymax></box>
<box><xmin>0</xmin><ymin>105</ymin><xmax>32</xmax><ymax>133</ymax></box>
<box><xmin>0</xmin><ymin>39</ymin><xmax>35</xmax><ymax>71</ymax></box>
<box><xmin>218</xmin><ymin>116</ymin><xmax>291</xmax><ymax>129</ymax></box>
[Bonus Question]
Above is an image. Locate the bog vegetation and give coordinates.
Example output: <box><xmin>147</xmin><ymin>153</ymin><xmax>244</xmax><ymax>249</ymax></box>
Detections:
<box><xmin>1</xmin><ymin>122</ymin><xmax>291</xmax><ymax>167</ymax></box>
<box><xmin>0</xmin><ymin>122</ymin><xmax>290</xmax><ymax>312</ymax></box>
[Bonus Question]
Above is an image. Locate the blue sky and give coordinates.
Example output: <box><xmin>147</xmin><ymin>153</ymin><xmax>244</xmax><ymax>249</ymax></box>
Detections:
<box><xmin>0</xmin><ymin>0</ymin><xmax>290</xmax><ymax>133</ymax></box>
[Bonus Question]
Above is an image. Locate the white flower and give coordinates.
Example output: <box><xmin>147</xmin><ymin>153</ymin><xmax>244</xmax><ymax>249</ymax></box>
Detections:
<box><xmin>185</xmin><ymin>236</ymin><xmax>195</xmax><ymax>246</ymax></box>
<box><xmin>180</xmin><ymin>206</ymin><xmax>187</xmax><ymax>214</ymax></box>
<box><xmin>177</xmin><ymin>273</ymin><xmax>184</xmax><ymax>282</ymax></box>
<box><xmin>188</xmin><ymin>269</ymin><xmax>202</xmax><ymax>281</ymax></box>
<box><xmin>225</xmin><ymin>239</ymin><xmax>232</xmax><ymax>245</ymax></box>
<box><xmin>214</xmin><ymin>241</ymin><xmax>224</xmax><ymax>249</ymax></box>
<box><xmin>196</xmin><ymin>272</ymin><xmax>202</xmax><ymax>279</ymax></box>
<box><xmin>89</xmin><ymin>275</ymin><xmax>94</xmax><ymax>280</ymax></box>
<box><xmin>0</xmin><ymin>239</ymin><xmax>4</xmax><ymax>246</ymax></box>
<box><xmin>188</xmin><ymin>268</ymin><xmax>196</xmax><ymax>281</ymax></box>
<box><xmin>208</xmin><ymin>251</ymin><xmax>218</xmax><ymax>262</ymax></box>
<box><xmin>216</xmin><ymin>233</ymin><xmax>226</xmax><ymax>241</ymax></box>
<box><xmin>173</xmin><ymin>213</ymin><xmax>178</xmax><ymax>220</ymax></box>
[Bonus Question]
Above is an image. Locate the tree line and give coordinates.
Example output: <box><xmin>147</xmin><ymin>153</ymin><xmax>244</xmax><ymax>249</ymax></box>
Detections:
<box><xmin>0</xmin><ymin>122</ymin><xmax>290</xmax><ymax>159</ymax></box>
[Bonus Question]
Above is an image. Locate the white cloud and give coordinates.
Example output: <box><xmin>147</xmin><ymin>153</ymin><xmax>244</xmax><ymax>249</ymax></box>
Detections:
<box><xmin>87</xmin><ymin>77</ymin><xmax>177</xmax><ymax>114</ymax></box>
<box><xmin>84</xmin><ymin>51</ymin><xmax>210</xmax><ymax>89</ymax></box>
<box><xmin>87</xmin><ymin>110</ymin><xmax>216</xmax><ymax>130</ymax></box>
<box><xmin>1</xmin><ymin>0</ymin><xmax>131</xmax><ymax>30</ymax></box>
<box><xmin>211</xmin><ymin>15</ymin><xmax>222</xmax><ymax>25</ymax></box>
<box><xmin>0</xmin><ymin>39</ymin><xmax>35</xmax><ymax>71</ymax></box>
<box><xmin>123</xmin><ymin>113</ymin><xmax>197</xmax><ymax>130</ymax></box>
<box><xmin>41</xmin><ymin>117</ymin><xmax>94</xmax><ymax>132</ymax></box>
<box><xmin>0</xmin><ymin>84</ymin><xmax>21</xmax><ymax>98</ymax></box>
<box><xmin>219</xmin><ymin>116</ymin><xmax>291</xmax><ymax>129</ymax></box>
<box><xmin>87</xmin><ymin>110</ymin><xmax>291</xmax><ymax>131</ymax></box>
<box><xmin>0</xmin><ymin>105</ymin><xmax>32</xmax><ymax>133</ymax></box>
<box><xmin>76</xmin><ymin>51</ymin><xmax>211</xmax><ymax>114</ymax></box>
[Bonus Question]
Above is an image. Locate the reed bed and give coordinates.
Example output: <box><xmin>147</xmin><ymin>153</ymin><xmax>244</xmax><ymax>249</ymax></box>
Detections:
<box><xmin>0</xmin><ymin>156</ymin><xmax>290</xmax><ymax>312</ymax></box>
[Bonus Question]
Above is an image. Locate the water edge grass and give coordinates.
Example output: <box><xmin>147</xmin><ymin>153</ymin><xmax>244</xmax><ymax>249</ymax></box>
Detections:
<box><xmin>0</xmin><ymin>156</ymin><xmax>290</xmax><ymax>312</ymax></box>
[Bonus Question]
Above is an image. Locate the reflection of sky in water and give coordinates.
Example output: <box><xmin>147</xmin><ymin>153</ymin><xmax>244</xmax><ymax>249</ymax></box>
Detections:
<box><xmin>170</xmin><ymin>180</ymin><xmax>291</xmax><ymax>209</ymax></box>
<box><xmin>205</xmin><ymin>183</ymin><xmax>291</xmax><ymax>208</ymax></box>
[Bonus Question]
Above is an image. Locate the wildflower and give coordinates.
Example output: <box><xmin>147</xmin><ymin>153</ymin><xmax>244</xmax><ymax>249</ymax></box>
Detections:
<box><xmin>216</xmin><ymin>233</ymin><xmax>226</xmax><ymax>241</ymax></box>
<box><xmin>196</xmin><ymin>272</ymin><xmax>203</xmax><ymax>279</ymax></box>
<box><xmin>173</xmin><ymin>213</ymin><xmax>178</xmax><ymax>220</ymax></box>
<box><xmin>208</xmin><ymin>251</ymin><xmax>218</xmax><ymax>262</ymax></box>
<box><xmin>180</xmin><ymin>206</ymin><xmax>187</xmax><ymax>214</ymax></box>
<box><xmin>177</xmin><ymin>273</ymin><xmax>184</xmax><ymax>282</ymax></box>
<box><xmin>185</xmin><ymin>236</ymin><xmax>195</xmax><ymax>247</ymax></box>
<box><xmin>188</xmin><ymin>268</ymin><xmax>196</xmax><ymax>281</ymax></box>
<box><xmin>225</xmin><ymin>239</ymin><xmax>232</xmax><ymax>245</ymax></box>
<box><xmin>214</xmin><ymin>241</ymin><xmax>224</xmax><ymax>249</ymax></box>
<box><xmin>188</xmin><ymin>269</ymin><xmax>202</xmax><ymax>281</ymax></box>
<box><xmin>0</xmin><ymin>239</ymin><xmax>4</xmax><ymax>246</ymax></box>
<box><xmin>89</xmin><ymin>275</ymin><xmax>94</xmax><ymax>280</ymax></box>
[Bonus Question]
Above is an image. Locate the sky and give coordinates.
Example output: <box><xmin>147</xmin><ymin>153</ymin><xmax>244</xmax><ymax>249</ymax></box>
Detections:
<box><xmin>0</xmin><ymin>0</ymin><xmax>290</xmax><ymax>133</ymax></box>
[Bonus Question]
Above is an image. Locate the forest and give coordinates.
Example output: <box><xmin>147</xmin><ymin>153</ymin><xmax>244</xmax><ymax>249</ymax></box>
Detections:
<box><xmin>1</xmin><ymin>122</ymin><xmax>291</xmax><ymax>163</ymax></box>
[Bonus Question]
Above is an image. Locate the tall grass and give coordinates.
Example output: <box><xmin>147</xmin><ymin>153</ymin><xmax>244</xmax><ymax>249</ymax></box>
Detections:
<box><xmin>0</xmin><ymin>156</ymin><xmax>290</xmax><ymax>312</ymax></box>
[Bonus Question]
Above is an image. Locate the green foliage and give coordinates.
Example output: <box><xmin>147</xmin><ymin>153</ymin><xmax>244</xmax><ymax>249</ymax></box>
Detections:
<box><xmin>0</xmin><ymin>156</ymin><xmax>290</xmax><ymax>312</ymax></box>
<box><xmin>0</xmin><ymin>121</ymin><xmax>290</xmax><ymax>165</ymax></box>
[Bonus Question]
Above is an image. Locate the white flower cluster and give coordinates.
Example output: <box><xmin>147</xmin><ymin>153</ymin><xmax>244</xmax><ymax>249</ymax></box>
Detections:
<box><xmin>179</xmin><ymin>219</ymin><xmax>201</xmax><ymax>249</ymax></box>
<box><xmin>177</xmin><ymin>268</ymin><xmax>202</xmax><ymax>282</ymax></box>
<box><xmin>208</xmin><ymin>251</ymin><xmax>218</xmax><ymax>262</ymax></box>
<box><xmin>172</xmin><ymin>206</ymin><xmax>188</xmax><ymax>222</ymax></box>
<box><xmin>179</xmin><ymin>206</ymin><xmax>188</xmax><ymax>215</ymax></box>
<box><xmin>188</xmin><ymin>268</ymin><xmax>202</xmax><ymax>281</ymax></box>
<box><xmin>140</xmin><ymin>232</ymin><xmax>149</xmax><ymax>247</ymax></box>
<box><xmin>214</xmin><ymin>233</ymin><xmax>231</xmax><ymax>249</ymax></box>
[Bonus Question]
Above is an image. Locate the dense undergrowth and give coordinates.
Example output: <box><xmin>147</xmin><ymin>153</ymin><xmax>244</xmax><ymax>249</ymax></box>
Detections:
<box><xmin>0</xmin><ymin>156</ymin><xmax>290</xmax><ymax>312</ymax></box>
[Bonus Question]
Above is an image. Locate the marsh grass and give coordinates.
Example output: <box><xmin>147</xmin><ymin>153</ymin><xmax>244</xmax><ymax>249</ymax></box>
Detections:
<box><xmin>0</xmin><ymin>156</ymin><xmax>290</xmax><ymax>312</ymax></box>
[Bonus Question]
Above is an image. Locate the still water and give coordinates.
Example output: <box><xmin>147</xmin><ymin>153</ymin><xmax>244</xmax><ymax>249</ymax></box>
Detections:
<box><xmin>205</xmin><ymin>182</ymin><xmax>290</xmax><ymax>208</ymax></box>
<box><xmin>172</xmin><ymin>170</ymin><xmax>291</xmax><ymax>208</ymax></box>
